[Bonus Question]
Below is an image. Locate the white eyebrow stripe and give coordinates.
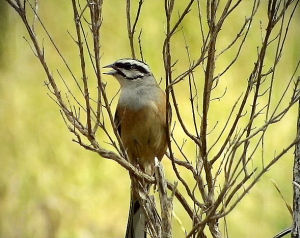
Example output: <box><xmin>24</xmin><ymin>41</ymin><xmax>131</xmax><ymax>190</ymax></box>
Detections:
<box><xmin>118</xmin><ymin>59</ymin><xmax>151</xmax><ymax>73</ymax></box>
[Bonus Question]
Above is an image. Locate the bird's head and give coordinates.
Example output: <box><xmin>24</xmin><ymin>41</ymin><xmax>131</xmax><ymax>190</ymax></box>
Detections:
<box><xmin>103</xmin><ymin>58</ymin><xmax>155</xmax><ymax>87</ymax></box>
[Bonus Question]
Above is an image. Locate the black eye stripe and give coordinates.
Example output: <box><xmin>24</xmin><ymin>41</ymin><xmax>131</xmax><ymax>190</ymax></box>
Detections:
<box><xmin>115</xmin><ymin>62</ymin><xmax>131</xmax><ymax>70</ymax></box>
<box><xmin>114</xmin><ymin>62</ymin><xmax>149</xmax><ymax>74</ymax></box>
<box><xmin>135</xmin><ymin>65</ymin><xmax>149</xmax><ymax>74</ymax></box>
<box><xmin>123</xmin><ymin>63</ymin><xmax>132</xmax><ymax>70</ymax></box>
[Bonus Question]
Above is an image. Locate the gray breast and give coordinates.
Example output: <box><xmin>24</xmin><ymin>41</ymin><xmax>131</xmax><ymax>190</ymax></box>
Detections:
<box><xmin>119</xmin><ymin>85</ymin><xmax>160</xmax><ymax>110</ymax></box>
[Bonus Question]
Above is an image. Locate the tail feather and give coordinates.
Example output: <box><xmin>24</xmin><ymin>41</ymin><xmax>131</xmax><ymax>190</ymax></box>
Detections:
<box><xmin>125</xmin><ymin>197</ymin><xmax>146</xmax><ymax>238</ymax></box>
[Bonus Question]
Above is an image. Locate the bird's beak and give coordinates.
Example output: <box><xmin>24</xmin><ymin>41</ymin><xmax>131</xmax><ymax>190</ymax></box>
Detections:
<box><xmin>103</xmin><ymin>64</ymin><xmax>117</xmax><ymax>75</ymax></box>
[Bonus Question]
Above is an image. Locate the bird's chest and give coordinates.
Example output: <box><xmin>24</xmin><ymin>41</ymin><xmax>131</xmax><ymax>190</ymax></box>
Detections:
<box><xmin>118</xmin><ymin>88</ymin><xmax>162</xmax><ymax>143</ymax></box>
<box><xmin>119</xmin><ymin>86</ymin><xmax>155</xmax><ymax>110</ymax></box>
<box><xmin>116</xmin><ymin>86</ymin><xmax>167</xmax><ymax>170</ymax></box>
<box><xmin>119</xmin><ymin>100</ymin><xmax>159</xmax><ymax>137</ymax></box>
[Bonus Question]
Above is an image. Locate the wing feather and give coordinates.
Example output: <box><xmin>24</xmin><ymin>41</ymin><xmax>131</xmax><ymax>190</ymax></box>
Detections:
<box><xmin>114</xmin><ymin>105</ymin><xmax>122</xmax><ymax>136</ymax></box>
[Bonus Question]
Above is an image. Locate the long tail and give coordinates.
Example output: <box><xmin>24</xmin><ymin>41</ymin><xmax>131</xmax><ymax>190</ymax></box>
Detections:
<box><xmin>125</xmin><ymin>194</ymin><xmax>146</xmax><ymax>238</ymax></box>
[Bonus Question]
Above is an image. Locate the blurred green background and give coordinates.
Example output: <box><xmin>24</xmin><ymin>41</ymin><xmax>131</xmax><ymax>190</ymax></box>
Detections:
<box><xmin>0</xmin><ymin>1</ymin><xmax>299</xmax><ymax>237</ymax></box>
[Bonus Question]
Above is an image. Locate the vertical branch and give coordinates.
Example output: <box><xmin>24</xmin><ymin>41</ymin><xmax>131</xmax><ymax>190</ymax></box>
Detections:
<box><xmin>200</xmin><ymin>0</ymin><xmax>218</xmax><ymax>206</ymax></box>
<box><xmin>240</xmin><ymin>0</ymin><xmax>278</xmax><ymax>175</ymax></box>
<box><xmin>126</xmin><ymin>0</ymin><xmax>144</xmax><ymax>59</ymax></box>
<box><xmin>32</xmin><ymin>0</ymin><xmax>38</xmax><ymax>34</ymax></box>
<box><xmin>183</xmin><ymin>30</ymin><xmax>200</xmax><ymax>138</ymax></box>
<box><xmin>155</xmin><ymin>158</ymin><xmax>173</xmax><ymax>238</ymax></box>
<box><xmin>210</xmin><ymin>0</ymin><xmax>259</xmax><ymax>165</ymax></box>
<box><xmin>162</xmin><ymin>1</ymin><xmax>176</xmax><ymax>237</ymax></box>
<box><xmin>87</xmin><ymin>0</ymin><xmax>104</xmax><ymax>134</ymax></box>
<box><xmin>71</xmin><ymin>0</ymin><xmax>93</xmax><ymax>137</ymax></box>
<box><xmin>292</xmin><ymin>79</ymin><xmax>300</xmax><ymax>237</ymax></box>
<box><xmin>163</xmin><ymin>0</ymin><xmax>174</xmax><ymax>181</ymax></box>
<box><xmin>126</xmin><ymin>0</ymin><xmax>134</xmax><ymax>58</ymax></box>
<box><xmin>138</xmin><ymin>29</ymin><xmax>144</xmax><ymax>61</ymax></box>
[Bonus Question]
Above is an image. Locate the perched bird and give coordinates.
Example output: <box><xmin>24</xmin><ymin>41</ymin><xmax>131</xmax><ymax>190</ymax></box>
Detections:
<box><xmin>104</xmin><ymin>58</ymin><xmax>169</xmax><ymax>238</ymax></box>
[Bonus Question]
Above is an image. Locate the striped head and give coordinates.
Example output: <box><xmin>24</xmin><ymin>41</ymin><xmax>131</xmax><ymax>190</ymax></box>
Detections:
<box><xmin>103</xmin><ymin>58</ymin><xmax>155</xmax><ymax>87</ymax></box>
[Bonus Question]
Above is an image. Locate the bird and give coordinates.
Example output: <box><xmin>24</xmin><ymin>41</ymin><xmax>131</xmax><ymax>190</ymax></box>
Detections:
<box><xmin>103</xmin><ymin>58</ymin><xmax>169</xmax><ymax>238</ymax></box>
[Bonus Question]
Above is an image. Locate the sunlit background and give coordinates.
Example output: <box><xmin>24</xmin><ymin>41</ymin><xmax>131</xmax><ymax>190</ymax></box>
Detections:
<box><xmin>0</xmin><ymin>1</ymin><xmax>299</xmax><ymax>238</ymax></box>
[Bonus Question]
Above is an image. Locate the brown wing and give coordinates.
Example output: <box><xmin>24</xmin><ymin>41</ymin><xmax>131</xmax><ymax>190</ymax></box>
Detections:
<box><xmin>114</xmin><ymin>105</ymin><xmax>122</xmax><ymax>136</ymax></box>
